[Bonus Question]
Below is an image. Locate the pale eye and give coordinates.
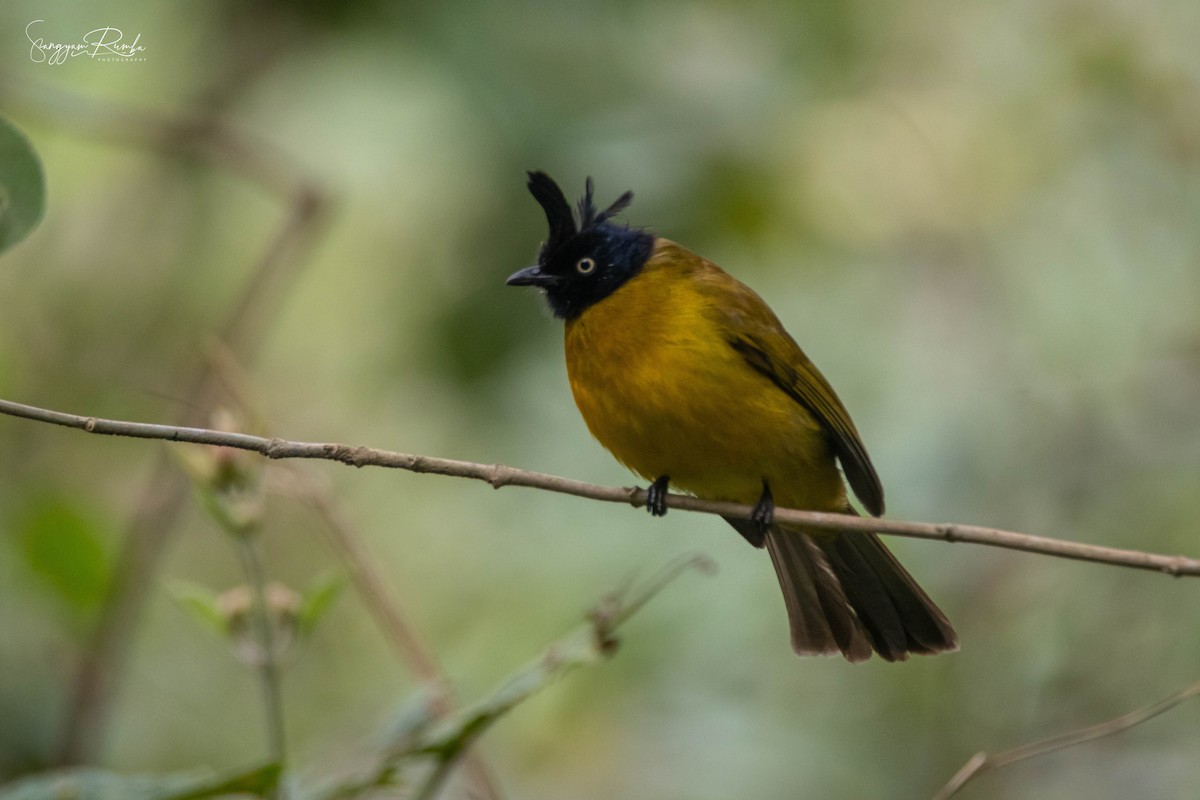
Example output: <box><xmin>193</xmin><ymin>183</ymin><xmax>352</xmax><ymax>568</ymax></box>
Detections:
<box><xmin>576</xmin><ymin>257</ymin><xmax>596</xmax><ymax>274</ymax></box>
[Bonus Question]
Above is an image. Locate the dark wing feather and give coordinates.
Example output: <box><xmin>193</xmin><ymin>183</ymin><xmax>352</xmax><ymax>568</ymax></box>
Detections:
<box><xmin>698</xmin><ymin>264</ymin><xmax>886</xmax><ymax>516</ymax></box>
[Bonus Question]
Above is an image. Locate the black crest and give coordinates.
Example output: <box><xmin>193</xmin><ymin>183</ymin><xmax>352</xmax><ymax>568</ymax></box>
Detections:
<box><xmin>511</xmin><ymin>171</ymin><xmax>654</xmax><ymax>319</ymax></box>
<box><xmin>527</xmin><ymin>171</ymin><xmax>634</xmax><ymax>262</ymax></box>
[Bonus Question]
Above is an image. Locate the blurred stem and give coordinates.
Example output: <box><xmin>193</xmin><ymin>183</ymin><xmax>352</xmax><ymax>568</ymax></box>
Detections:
<box><xmin>398</xmin><ymin>555</ymin><xmax>717</xmax><ymax>796</ymax></box>
<box><xmin>0</xmin><ymin>81</ymin><xmax>332</xmax><ymax>764</ymax></box>
<box><xmin>271</xmin><ymin>468</ymin><xmax>503</xmax><ymax>800</ymax></box>
<box><xmin>234</xmin><ymin>532</ymin><xmax>288</xmax><ymax>798</ymax></box>
<box><xmin>58</xmin><ymin>463</ymin><xmax>189</xmax><ymax>762</ymax></box>
<box><xmin>313</xmin><ymin>555</ymin><xmax>714</xmax><ymax>800</ymax></box>
<box><xmin>933</xmin><ymin>676</ymin><xmax>1200</xmax><ymax>799</ymax></box>
<box><xmin>413</xmin><ymin>761</ymin><xmax>455</xmax><ymax>800</ymax></box>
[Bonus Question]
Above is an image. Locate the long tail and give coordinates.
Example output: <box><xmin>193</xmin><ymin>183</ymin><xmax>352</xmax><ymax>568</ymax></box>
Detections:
<box><xmin>729</xmin><ymin>516</ymin><xmax>958</xmax><ymax>662</ymax></box>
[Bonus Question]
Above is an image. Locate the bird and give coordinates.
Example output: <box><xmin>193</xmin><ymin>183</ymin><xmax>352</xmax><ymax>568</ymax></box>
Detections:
<box><xmin>506</xmin><ymin>171</ymin><xmax>957</xmax><ymax>662</ymax></box>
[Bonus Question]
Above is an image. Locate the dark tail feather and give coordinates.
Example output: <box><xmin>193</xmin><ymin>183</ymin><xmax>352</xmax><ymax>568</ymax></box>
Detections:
<box><xmin>730</xmin><ymin>516</ymin><xmax>958</xmax><ymax>662</ymax></box>
<box><xmin>764</xmin><ymin>527</ymin><xmax>873</xmax><ymax>662</ymax></box>
<box><xmin>814</xmin><ymin>532</ymin><xmax>958</xmax><ymax>661</ymax></box>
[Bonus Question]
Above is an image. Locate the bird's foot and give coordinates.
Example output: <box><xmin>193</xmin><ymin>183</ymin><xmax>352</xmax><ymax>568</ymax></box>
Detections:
<box><xmin>646</xmin><ymin>475</ymin><xmax>671</xmax><ymax>517</ymax></box>
<box><xmin>751</xmin><ymin>480</ymin><xmax>774</xmax><ymax>535</ymax></box>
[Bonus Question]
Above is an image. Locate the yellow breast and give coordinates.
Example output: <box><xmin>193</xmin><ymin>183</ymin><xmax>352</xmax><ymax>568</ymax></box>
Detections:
<box><xmin>564</xmin><ymin>239</ymin><xmax>845</xmax><ymax>511</ymax></box>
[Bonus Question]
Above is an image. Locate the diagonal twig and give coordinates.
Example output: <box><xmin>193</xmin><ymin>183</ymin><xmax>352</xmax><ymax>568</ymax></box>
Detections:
<box><xmin>268</xmin><ymin>468</ymin><xmax>503</xmax><ymax>800</ymax></box>
<box><xmin>933</xmin><ymin>677</ymin><xmax>1200</xmax><ymax>799</ymax></box>
<box><xmin>66</xmin><ymin>182</ymin><xmax>326</xmax><ymax>766</ymax></box>
<box><xmin>0</xmin><ymin>82</ymin><xmax>332</xmax><ymax>764</ymax></box>
<box><xmin>3</xmin><ymin>396</ymin><xmax>1200</xmax><ymax>578</ymax></box>
<box><xmin>311</xmin><ymin>554</ymin><xmax>715</xmax><ymax>800</ymax></box>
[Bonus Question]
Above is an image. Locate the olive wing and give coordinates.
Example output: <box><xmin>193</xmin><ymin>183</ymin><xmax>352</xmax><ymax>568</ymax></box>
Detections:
<box><xmin>701</xmin><ymin>271</ymin><xmax>886</xmax><ymax>516</ymax></box>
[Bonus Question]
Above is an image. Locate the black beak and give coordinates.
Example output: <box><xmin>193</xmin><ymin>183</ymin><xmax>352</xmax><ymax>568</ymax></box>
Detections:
<box><xmin>506</xmin><ymin>265</ymin><xmax>558</xmax><ymax>287</ymax></box>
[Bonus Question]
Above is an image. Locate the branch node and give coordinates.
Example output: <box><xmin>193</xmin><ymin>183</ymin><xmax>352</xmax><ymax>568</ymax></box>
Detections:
<box><xmin>627</xmin><ymin>486</ymin><xmax>645</xmax><ymax>509</ymax></box>
<box><xmin>324</xmin><ymin>444</ymin><xmax>365</xmax><ymax>467</ymax></box>
<box><xmin>348</xmin><ymin>446</ymin><xmax>372</xmax><ymax>468</ymax></box>
<box><xmin>264</xmin><ymin>438</ymin><xmax>288</xmax><ymax>459</ymax></box>
<box><xmin>486</xmin><ymin>465</ymin><xmax>506</xmax><ymax>489</ymax></box>
<box><xmin>84</xmin><ymin>417</ymin><xmax>97</xmax><ymax>432</ymax></box>
<box><xmin>940</xmin><ymin>524</ymin><xmax>960</xmax><ymax>542</ymax></box>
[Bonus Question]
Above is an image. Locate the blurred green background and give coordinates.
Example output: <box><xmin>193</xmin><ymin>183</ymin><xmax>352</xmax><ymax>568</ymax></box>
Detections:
<box><xmin>3</xmin><ymin>0</ymin><xmax>1200</xmax><ymax>797</ymax></box>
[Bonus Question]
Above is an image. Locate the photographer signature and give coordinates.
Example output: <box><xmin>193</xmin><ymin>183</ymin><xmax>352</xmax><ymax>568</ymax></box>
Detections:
<box><xmin>26</xmin><ymin>19</ymin><xmax>146</xmax><ymax>65</ymax></box>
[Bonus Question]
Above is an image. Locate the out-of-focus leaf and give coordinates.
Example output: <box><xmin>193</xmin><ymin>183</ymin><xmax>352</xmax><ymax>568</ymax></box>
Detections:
<box><xmin>408</xmin><ymin>555</ymin><xmax>714</xmax><ymax>759</ymax></box>
<box><xmin>298</xmin><ymin>571</ymin><xmax>346</xmax><ymax>635</ymax></box>
<box><xmin>380</xmin><ymin>684</ymin><xmax>442</xmax><ymax>753</ymax></box>
<box><xmin>0</xmin><ymin>763</ymin><xmax>280</xmax><ymax>800</ymax></box>
<box><xmin>309</xmin><ymin>556</ymin><xmax>713</xmax><ymax>800</ymax></box>
<box><xmin>167</xmin><ymin>580</ymin><xmax>228</xmax><ymax>635</ymax></box>
<box><xmin>17</xmin><ymin>499</ymin><xmax>110</xmax><ymax>612</ymax></box>
<box><xmin>164</xmin><ymin>763</ymin><xmax>280</xmax><ymax>800</ymax></box>
<box><xmin>0</xmin><ymin>114</ymin><xmax>46</xmax><ymax>256</ymax></box>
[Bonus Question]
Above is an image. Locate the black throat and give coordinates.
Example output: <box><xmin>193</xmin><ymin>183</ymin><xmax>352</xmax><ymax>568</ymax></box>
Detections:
<box><xmin>542</xmin><ymin>228</ymin><xmax>656</xmax><ymax>320</ymax></box>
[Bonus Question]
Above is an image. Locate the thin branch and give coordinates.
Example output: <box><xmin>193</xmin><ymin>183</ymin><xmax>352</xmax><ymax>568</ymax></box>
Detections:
<box><xmin>3</xmin><ymin>397</ymin><xmax>1200</xmax><ymax>577</ymax></box>
<box><xmin>0</xmin><ymin>83</ymin><xmax>333</xmax><ymax>764</ymax></box>
<box><xmin>234</xmin><ymin>535</ymin><xmax>288</xmax><ymax>795</ymax></box>
<box><xmin>271</xmin><ymin>470</ymin><xmax>452</xmax><ymax>692</ymax></box>
<box><xmin>0</xmin><ymin>78</ymin><xmax>316</xmax><ymax>200</ymax></box>
<box><xmin>933</xmin><ymin>677</ymin><xmax>1200</xmax><ymax>799</ymax></box>
<box><xmin>314</xmin><ymin>555</ymin><xmax>714</xmax><ymax>800</ymax></box>
<box><xmin>61</xmin><ymin>178</ymin><xmax>326</xmax><ymax>763</ymax></box>
<box><xmin>268</xmin><ymin>468</ymin><xmax>503</xmax><ymax>800</ymax></box>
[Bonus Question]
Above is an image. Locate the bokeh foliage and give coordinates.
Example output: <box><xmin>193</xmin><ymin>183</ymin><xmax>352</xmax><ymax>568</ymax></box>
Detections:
<box><xmin>0</xmin><ymin>114</ymin><xmax>45</xmax><ymax>255</ymax></box>
<box><xmin>2</xmin><ymin>0</ymin><xmax>1200</xmax><ymax>798</ymax></box>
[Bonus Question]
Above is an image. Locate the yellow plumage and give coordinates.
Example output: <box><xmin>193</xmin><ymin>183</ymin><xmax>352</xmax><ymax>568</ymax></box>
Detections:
<box><xmin>565</xmin><ymin>239</ymin><xmax>844</xmax><ymax>514</ymax></box>
<box><xmin>510</xmin><ymin>171</ymin><xmax>956</xmax><ymax>662</ymax></box>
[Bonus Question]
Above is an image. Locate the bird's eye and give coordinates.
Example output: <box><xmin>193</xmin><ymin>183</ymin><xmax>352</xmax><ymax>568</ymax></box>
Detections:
<box><xmin>576</xmin><ymin>257</ymin><xmax>596</xmax><ymax>274</ymax></box>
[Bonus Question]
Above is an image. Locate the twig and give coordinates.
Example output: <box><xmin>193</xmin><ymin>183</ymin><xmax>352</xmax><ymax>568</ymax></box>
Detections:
<box><xmin>233</xmin><ymin>535</ymin><xmax>288</xmax><ymax>795</ymax></box>
<box><xmin>271</xmin><ymin>470</ymin><xmax>452</xmax><ymax>696</ymax></box>
<box><xmin>269</xmin><ymin>468</ymin><xmax>503</xmax><ymax>800</ymax></box>
<box><xmin>58</xmin><ymin>462</ymin><xmax>186</xmax><ymax>763</ymax></box>
<box><xmin>933</xmin><ymin>677</ymin><xmax>1200</xmax><ymax>799</ymax></box>
<box><xmin>0</xmin><ymin>79</ymin><xmax>315</xmax><ymax>200</ymax></box>
<box><xmin>315</xmin><ymin>555</ymin><xmax>715</xmax><ymax>800</ymax></box>
<box><xmin>414</xmin><ymin>761</ymin><xmax>458</xmax><ymax>800</ymax></box>
<box><xmin>0</xmin><ymin>84</ymin><xmax>332</xmax><ymax>764</ymax></box>
<box><xmin>193</xmin><ymin>448</ymin><xmax>288</xmax><ymax>797</ymax></box>
<box><xmin>3</xmin><ymin>396</ymin><xmax>1200</xmax><ymax>578</ymax></box>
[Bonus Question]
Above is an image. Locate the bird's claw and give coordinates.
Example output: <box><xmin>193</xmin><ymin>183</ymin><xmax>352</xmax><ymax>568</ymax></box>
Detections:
<box><xmin>646</xmin><ymin>475</ymin><xmax>670</xmax><ymax>517</ymax></box>
<box><xmin>751</xmin><ymin>481</ymin><xmax>774</xmax><ymax>534</ymax></box>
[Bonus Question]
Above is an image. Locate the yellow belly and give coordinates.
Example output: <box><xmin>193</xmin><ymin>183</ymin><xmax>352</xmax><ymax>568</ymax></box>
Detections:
<box><xmin>564</xmin><ymin>253</ymin><xmax>845</xmax><ymax>512</ymax></box>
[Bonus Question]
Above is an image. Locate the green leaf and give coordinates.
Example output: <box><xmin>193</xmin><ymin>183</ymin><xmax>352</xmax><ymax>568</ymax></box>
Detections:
<box><xmin>166</xmin><ymin>580</ymin><xmax>228</xmax><ymax>635</ymax></box>
<box><xmin>0</xmin><ymin>114</ymin><xmax>46</xmax><ymax>256</ymax></box>
<box><xmin>298</xmin><ymin>571</ymin><xmax>346</xmax><ymax>635</ymax></box>
<box><xmin>0</xmin><ymin>763</ymin><xmax>280</xmax><ymax>800</ymax></box>
<box><xmin>307</xmin><ymin>556</ymin><xmax>714</xmax><ymax>800</ymax></box>
<box><xmin>17</xmin><ymin>498</ymin><xmax>110</xmax><ymax>612</ymax></box>
<box><xmin>381</xmin><ymin>685</ymin><xmax>442</xmax><ymax>752</ymax></box>
<box><xmin>165</xmin><ymin>763</ymin><xmax>280</xmax><ymax>800</ymax></box>
<box><xmin>406</xmin><ymin>554</ymin><xmax>716</xmax><ymax>759</ymax></box>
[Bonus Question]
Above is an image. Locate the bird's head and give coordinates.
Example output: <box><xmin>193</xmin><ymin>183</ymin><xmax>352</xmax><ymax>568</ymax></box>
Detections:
<box><xmin>506</xmin><ymin>171</ymin><xmax>655</xmax><ymax>320</ymax></box>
